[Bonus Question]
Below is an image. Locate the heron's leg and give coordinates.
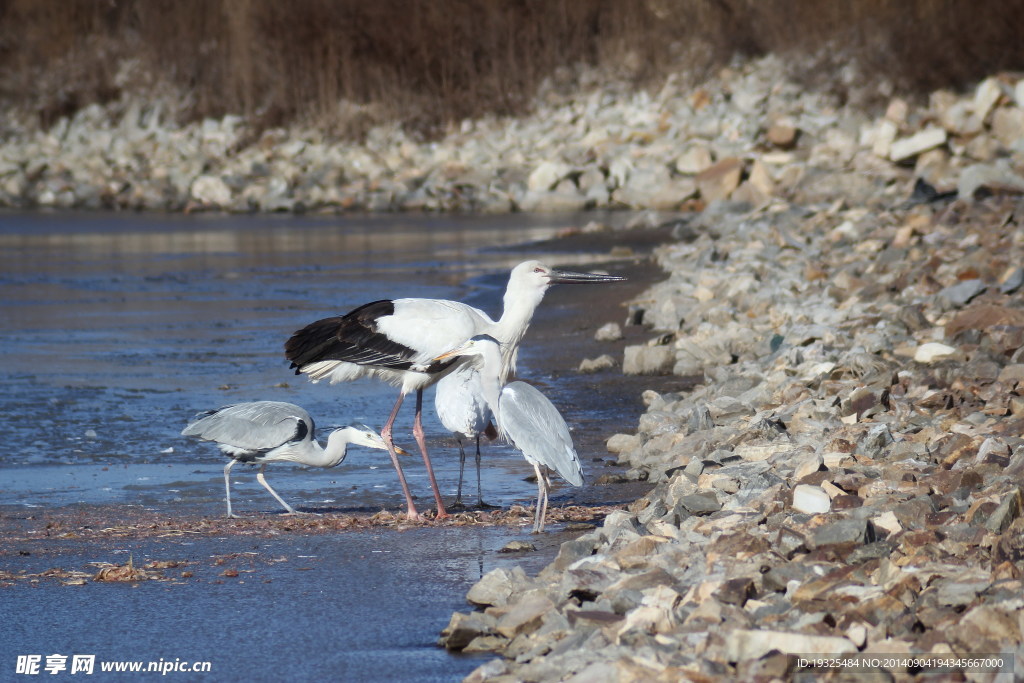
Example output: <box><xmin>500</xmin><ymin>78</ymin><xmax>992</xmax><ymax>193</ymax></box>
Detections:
<box><xmin>531</xmin><ymin>461</ymin><xmax>545</xmax><ymax>534</ymax></box>
<box><xmin>413</xmin><ymin>388</ymin><xmax>448</xmax><ymax>519</ymax></box>
<box><xmin>256</xmin><ymin>464</ymin><xmax>300</xmax><ymax>515</ymax></box>
<box><xmin>382</xmin><ymin>391</ymin><xmax>421</xmax><ymax>521</ymax></box>
<box><xmin>474</xmin><ymin>434</ymin><xmax>492</xmax><ymax>508</ymax></box>
<box><xmin>539</xmin><ymin>470</ymin><xmax>551</xmax><ymax>532</ymax></box>
<box><xmin>451</xmin><ymin>438</ymin><xmax>468</xmax><ymax>509</ymax></box>
<box><xmin>223</xmin><ymin>459</ymin><xmax>241</xmax><ymax>519</ymax></box>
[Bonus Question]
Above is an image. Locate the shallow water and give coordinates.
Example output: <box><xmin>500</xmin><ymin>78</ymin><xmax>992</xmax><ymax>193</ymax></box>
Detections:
<box><xmin>0</xmin><ymin>209</ymin><xmax>656</xmax><ymax>682</ymax></box>
<box><xmin>0</xmin><ymin>210</ymin><xmax>619</xmax><ymax>510</ymax></box>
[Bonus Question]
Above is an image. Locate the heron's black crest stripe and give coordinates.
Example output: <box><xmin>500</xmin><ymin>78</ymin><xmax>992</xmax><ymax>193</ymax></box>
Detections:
<box><xmin>293</xmin><ymin>417</ymin><xmax>310</xmax><ymax>443</ymax></box>
<box><xmin>284</xmin><ymin>299</ymin><xmax>418</xmax><ymax>371</ymax></box>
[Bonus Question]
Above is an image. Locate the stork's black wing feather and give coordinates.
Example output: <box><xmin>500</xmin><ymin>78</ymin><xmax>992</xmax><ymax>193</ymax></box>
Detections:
<box><xmin>284</xmin><ymin>300</ymin><xmax>418</xmax><ymax>371</ymax></box>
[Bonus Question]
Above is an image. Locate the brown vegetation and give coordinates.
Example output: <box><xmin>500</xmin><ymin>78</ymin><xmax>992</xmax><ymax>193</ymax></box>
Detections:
<box><xmin>1</xmin><ymin>0</ymin><xmax>1023</xmax><ymax>136</ymax></box>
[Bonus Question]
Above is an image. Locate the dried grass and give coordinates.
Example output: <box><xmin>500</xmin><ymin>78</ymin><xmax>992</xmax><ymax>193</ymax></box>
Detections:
<box><xmin>1</xmin><ymin>1</ymin><xmax>1022</xmax><ymax>136</ymax></box>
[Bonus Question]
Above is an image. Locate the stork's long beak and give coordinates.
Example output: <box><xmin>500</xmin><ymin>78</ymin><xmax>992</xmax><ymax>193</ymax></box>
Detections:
<box><xmin>548</xmin><ymin>268</ymin><xmax>626</xmax><ymax>284</ymax></box>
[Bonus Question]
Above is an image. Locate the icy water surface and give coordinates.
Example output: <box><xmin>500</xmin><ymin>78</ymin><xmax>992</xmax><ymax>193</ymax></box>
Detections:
<box><xmin>0</xmin><ymin>210</ymin><xmax>659</xmax><ymax>682</ymax></box>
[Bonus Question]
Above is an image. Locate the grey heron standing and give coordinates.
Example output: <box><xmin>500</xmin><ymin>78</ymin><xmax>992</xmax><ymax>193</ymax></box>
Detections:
<box><xmin>181</xmin><ymin>400</ymin><xmax>402</xmax><ymax>518</ymax></box>
<box><xmin>284</xmin><ymin>260</ymin><xmax>622</xmax><ymax>521</ymax></box>
<box><xmin>436</xmin><ymin>335</ymin><xmax>584</xmax><ymax>533</ymax></box>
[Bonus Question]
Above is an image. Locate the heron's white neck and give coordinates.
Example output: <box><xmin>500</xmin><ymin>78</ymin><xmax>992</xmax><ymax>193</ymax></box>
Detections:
<box><xmin>302</xmin><ymin>430</ymin><xmax>351</xmax><ymax>468</ymax></box>
<box><xmin>493</xmin><ymin>282</ymin><xmax>548</xmax><ymax>380</ymax></box>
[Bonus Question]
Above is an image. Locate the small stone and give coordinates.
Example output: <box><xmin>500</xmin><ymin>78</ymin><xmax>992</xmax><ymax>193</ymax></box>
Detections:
<box><xmin>498</xmin><ymin>540</ymin><xmax>536</xmax><ymax>553</ymax></box>
<box><xmin>832</xmin><ymin>495</ymin><xmax>863</xmax><ymax>510</ymax></box>
<box><xmin>938</xmin><ymin>279</ymin><xmax>986</xmax><ymax>307</ymax></box>
<box><xmin>527</xmin><ymin>161</ymin><xmax>570</xmax><ymax>192</ymax></box>
<box><xmin>724</xmin><ymin>629</ymin><xmax>856</xmax><ymax>661</ymax></box>
<box><xmin>985</xmin><ymin>488</ymin><xmax>1023</xmax><ymax>534</ymax></box>
<box><xmin>622</xmin><ymin>345</ymin><xmax>674</xmax><ymax>375</ymax></box>
<box><xmin>958</xmin><ymin>161</ymin><xmax>1024</xmax><ymax>199</ymax></box>
<box><xmin>696</xmin><ymin>157</ymin><xmax>743</xmax><ymax>202</ymax></box>
<box><xmin>960</xmin><ymin>605</ymin><xmax>1023</xmax><ymax>642</ymax></box>
<box><xmin>792</xmin><ymin>484</ymin><xmax>831</xmax><ymax>514</ymax></box>
<box><xmin>439</xmin><ymin>611</ymin><xmax>497</xmax><ymax>650</ymax></box>
<box><xmin>914</xmin><ymin>342</ymin><xmax>958</xmax><ymax>363</ymax></box>
<box><xmin>889</xmin><ymin>126</ymin><xmax>947</xmax><ymax>163</ymax></box>
<box><xmin>716</xmin><ymin>577</ymin><xmax>755</xmax><ymax>607</ymax></box>
<box><xmin>594</xmin><ymin>322</ymin><xmax>623</xmax><ymax>342</ymax></box>
<box><xmin>674</xmin><ymin>144</ymin><xmax>714</xmax><ymax>174</ymax></box>
<box><xmin>808</xmin><ymin>518</ymin><xmax>874</xmax><ymax>550</ymax></box>
<box><xmin>190</xmin><ymin>174</ymin><xmax>232</xmax><ymax>206</ymax></box>
<box><xmin>793</xmin><ymin>453</ymin><xmax>824</xmax><ymax>481</ymax></box>
<box><xmin>766</xmin><ymin>123</ymin><xmax>798</xmax><ymax>149</ymax></box>
<box><xmin>467</xmin><ymin>568</ymin><xmax>519</xmax><ymax>607</ymax></box>
<box><xmin>872</xmin><ymin>511</ymin><xmax>903</xmax><ymax>536</ymax></box>
<box><xmin>678</xmin><ymin>492</ymin><xmax>722</xmax><ymax>516</ymax></box>
<box><xmin>578</xmin><ymin>354</ymin><xmax>616</xmax><ymax>373</ymax></box>
<box><xmin>606</xmin><ymin>433</ymin><xmax>641</xmax><ymax>454</ymax></box>
<box><xmin>973</xmin><ymin>77</ymin><xmax>1003</xmax><ymax>122</ymax></box>
<box><xmin>495</xmin><ymin>592</ymin><xmax>555</xmax><ymax>638</ymax></box>
<box><xmin>991</xmin><ymin>106</ymin><xmax>1024</xmax><ymax>147</ymax></box>
<box><xmin>846</xmin><ymin>623</ymin><xmax>868</xmax><ymax>648</ymax></box>
<box><xmin>1000</xmin><ymin>267</ymin><xmax>1024</xmax><ymax>294</ymax></box>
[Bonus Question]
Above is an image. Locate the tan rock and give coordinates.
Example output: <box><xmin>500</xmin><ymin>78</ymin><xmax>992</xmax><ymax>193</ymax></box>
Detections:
<box><xmin>973</xmin><ymin>76</ymin><xmax>1003</xmax><ymax>122</ymax></box>
<box><xmin>889</xmin><ymin>127</ymin><xmax>947</xmax><ymax>163</ymax></box>
<box><xmin>724</xmin><ymin>629</ymin><xmax>856</xmax><ymax>661</ymax></box>
<box><xmin>495</xmin><ymin>591</ymin><xmax>554</xmax><ymax>638</ymax></box>
<box><xmin>696</xmin><ymin>157</ymin><xmax>743</xmax><ymax>202</ymax></box>
<box><xmin>766</xmin><ymin>123</ymin><xmax>797</xmax><ymax>149</ymax></box>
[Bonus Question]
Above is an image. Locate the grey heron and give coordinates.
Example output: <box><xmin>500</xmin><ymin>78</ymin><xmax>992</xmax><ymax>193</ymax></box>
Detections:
<box><xmin>181</xmin><ymin>400</ymin><xmax>404</xmax><ymax>518</ymax></box>
<box><xmin>436</xmin><ymin>335</ymin><xmax>584</xmax><ymax>533</ymax></box>
<box><xmin>284</xmin><ymin>260</ymin><xmax>622</xmax><ymax>521</ymax></box>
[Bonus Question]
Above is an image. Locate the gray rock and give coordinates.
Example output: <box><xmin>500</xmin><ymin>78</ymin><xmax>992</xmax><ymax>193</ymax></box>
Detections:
<box><xmin>467</xmin><ymin>567</ymin><xmax>523</xmax><ymax>607</ymax></box>
<box><xmin>578</xmin><ymin>354</ymin><xmax>616</xmax><ymax>373</ymax></box>
<box><xmin>999</xmin><ymin>267</ymin><xmax>1024</xmax><ymax>294</ymax></box>
<box><xmin>985</xmin><ymin>488</ymin><xmax>1022</xmax><ymax>533</ymax></box>
<box><xmin>622</xmin><ymin>345</ymin><xmax>674</xmax><ymax>375</ymax></box>
<box><xmin>439</xmin><ymin>611</ymin><xmax>498</xmax><ymax>650</ymax></box>
<box><xmin>594</xmin><ymin>322</ymin><xmax>623</xmax><ymax>342</ymax></box>
<box><xmin>938</xmin><ymin>279</ymin><xmax>987</xmax><ymax>308</ymax></box>
<box><xmin>808</xmin><ymin>518</ymin><xmax>875</xmax><ymax>550</ymax></box>
<box><xmin>677</xmin><ymin>492</ymin><xmax>721</xmax><ymax>516</ymax></box>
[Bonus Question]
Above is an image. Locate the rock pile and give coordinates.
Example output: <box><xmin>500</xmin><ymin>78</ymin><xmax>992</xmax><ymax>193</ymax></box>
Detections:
<box><xmin>2</xmin><ymin>56</ymin><xmax>1022</xmax><ymax>214</ymax></box>
<box><xmin>439</xmin><ymin>67</ymin><xmax>1024</xmax><ymax>680</ymax></box>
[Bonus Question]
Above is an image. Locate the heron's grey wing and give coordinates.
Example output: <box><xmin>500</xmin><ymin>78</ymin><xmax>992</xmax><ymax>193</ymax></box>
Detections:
<box><xmin>182</xmin><ymin>401</ymin><xmax>308</xmax><ymax>451</ymax></box>
<box><xmin>499</xmin><ymin>382</ymin><xmax>583</xmax><ymax>486</ymax></box>
<box><xmin>435</xmin><ymin>365</ymin><xmax>493</xmax><ymax>437</ymax></box>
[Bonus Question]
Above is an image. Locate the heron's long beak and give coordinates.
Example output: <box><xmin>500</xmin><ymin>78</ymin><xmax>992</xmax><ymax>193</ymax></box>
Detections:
<box><xmin>433</xmin><ymin>344</ymin><xmax>471</xmax><ymax>362</ymax></box>
<box><xmin>548</xmin><ymin>268</ymin><xmax>626</xmax><ymax>284</ymax></box>
<box><xmin>356</xmin><ymin>424</ymin><xmax>411</xmax><ymax>456</ymax></box>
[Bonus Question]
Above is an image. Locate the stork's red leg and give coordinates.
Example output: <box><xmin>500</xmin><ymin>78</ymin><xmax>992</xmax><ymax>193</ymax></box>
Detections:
<box><xmin>382</xmin><ymin>392</ymin><xmax>420</xmax><ymax>521</ymax></box>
